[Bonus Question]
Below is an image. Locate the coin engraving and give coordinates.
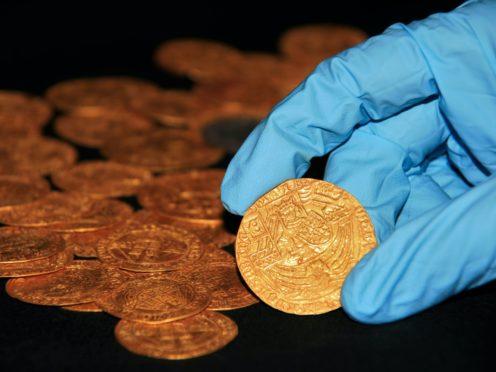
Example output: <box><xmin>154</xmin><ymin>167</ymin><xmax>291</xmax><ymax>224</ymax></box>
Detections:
<box><xmin>236</xmin><ymin>178</ymin><xmax>376</xmax><ymax>315</ymax></box>
<box><xmin>115</xmin><ymin>311</ymin><xmax>238</xmax><ymax>359</ymax></box>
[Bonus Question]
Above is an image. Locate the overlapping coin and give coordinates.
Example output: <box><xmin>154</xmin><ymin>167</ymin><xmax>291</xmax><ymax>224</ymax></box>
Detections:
<box><xmin>0</xmin><ymin>137</ymin><xmax>77</xmax><ymax>175</ymax></box>
<box><xmin>115</xmin><ymin>311</ymin><xmax>238</xmax><ymax>360</ymax></box>
<box><xmin>96</xmin><ymin>276</ymin><xmax>211</xmax><ymax>323</ymax></box>
<box><xmin>236</xmin><ymin>178</ymin><xmax>376</xmax><ymax>315</ymax></box>
<box><xmin>137</xmin><ymin>169</ymin><xmax>225</xmax><ymax>222</ymax></box>
<box><xmin>54</xmin><ymin>108</ymin><xmax>155</xmax><ymax>148</ymax></box>
<box><xmin>46</xmin><ymin>76</ymin><xmax>161</xmax><ymax>111</ymax></box>
<box><xmin>0</xmin><ymin>192</ymin><xmax>133</xmax><ymax>231</ymax></box>
<box><xmin>101</xmin><ymin>129</ymin><xmax>224</xmax><ymax>172</ymax></box>
<box><xmin>51</xmin><ymin>161</ymin><xmax>152</xmax><ymax>197</ymax></box>
<box><xmin>5</xmin><ymin>260</ymin><xmax>129</xmax><ymax>306</ymax></box>
<box><xmin>0</xmin><ymin>175</ymin><xmax>51</xmax><ymax>209</ymax></box>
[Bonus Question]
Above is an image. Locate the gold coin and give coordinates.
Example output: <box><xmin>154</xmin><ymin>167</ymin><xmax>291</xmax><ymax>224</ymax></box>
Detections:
<box><xmin>0</xmin><ymin>227</ymin><xmax>65</xmax><ymax>263</ymax></box>
<box><xmin>0</xmin><ymin>91</ymin><xmax>53</xmax><ymax>136</ymax></box>
<box><xmin>0</xmin><ymin>175</ymin><xmax>51</xmax><ymax>209</ymax></box>
<box><xmin>154</xmin><ymin>39</ymin><xmax>245</xmax><ymax>82</ymax></box>
<box><xmin>130</xmin><ymin>89</ymin><xmax>198</xmax><ymax>128</ymax></box>
<box><xmin>122</xmin><ymin>210</ymin><xmax>234</xmax><ymax>249</ymax></box>
<box><xmin>174</xmin><ymin>263</ymin><xmax>258</xmax><ymax>311</ymax></box>
<box><xmin>236</xmin><ymin>178</ymin><xmax>376</xmax><ymax>315</ymax></box>
<box><xmin>54</xmin><ymin>108</ymin><xmax>155</xmax><ymax>148</ymax></box>
<box><xmin>96</xmin><ymin>221</ymin><xmax>203</xmax><ymax>272</ymax></box>
<box><xmin>5</xmin><ymin>260</ymin><xmax>128</xmax><ymax>306</ymax></box>
<box><xmin>0</xmin><ymin>137</ymin><xmax>77</xmax><ymax>176</ymax></box>
<box><xmin>115</xmin><ymin>311</ymin><xmax>237</xmax><ymax>360</ymax></box>
<box><xmin>51</xmin><ymin>161</ymin><xmax>152</xmax><ymax>198</ymax></box>
<box><xmin>192</xmin><ymin>79</ymin><xmax>280</xmax><ymax>116</ymax></box>
<box><xmin>0</xmin><ymin>192</ymin><xmax>133</xmax><ymax>232</ymax></box>
<box><xmin>137</xmin><ymin>169</ymin><xmax>225</xmax><ymax>222</ymax></box>
<box><xmin>0</xmin><ymin>248</ymin><xmax>73</xmax><ymax>278</ymax></box>
<box><xmin>279</xmin><ymin>24</ymin><xmax>368</xmax><ymax>66</ymax></box>
<box><xmin>63</xmin><ymin>226</ymin><xmax>119</xmax><ymax>258</ymax></box>
<box><xmin>46</xmin><ymin>77</ymin><xmax>161</xmax><ymax>112</ymax></box>
<box><xmin>62</xmin><ymin>302</ymin><xmax>103</xmax><ymax>312</ymax></box>
<box><xmin>96</xmin><ymin>276</ymin><xmax>211</xmax><ymax>323</ymax></box>
<box><xmin>101</xmin><ymin>129</ymin><xmax>224</xmax><ymax>172</ymax></box>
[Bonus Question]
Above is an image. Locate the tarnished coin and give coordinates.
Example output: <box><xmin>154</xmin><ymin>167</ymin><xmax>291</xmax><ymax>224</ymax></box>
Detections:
<box><xmin>5</xmin><ymin>260</ymin><xmax>128</xmax><ymax>306</ymax></box>
<box><xmin>46</xmin><ymin>77</ymin><xmax>161</xmax><ymax>112</ymax></box>
<box><xmin>101</xmin><ymin>129</ymin><xmax>224</xmax><ymax>172</ymax></box>
<box><xmin>0</xmin><ymin>248</ymin><xmax>73</xmax><ymax>278</ymax></box>
<box><xmin>279</xmin><ymin>24</ymin><xmax>368</xmax><ymax>66</ymax></box>
<box><xmin>137</xmin><ymin>169</ymin><xmax>225</xmax><ymax>222</ymax></box>
<box><xmin>115</xmin><ymin>311</ymin><xmax>237</xmax><ymax>360</ymax></box>
<box><xmin>0</xmin><ymin>227</ymin><xmax>65</xmax><ymax>263</ymax></box>
<box><xmin>175</xmin><ymin>263</ymin><xmax>258</xmax><ymax>311</ymax></box>
<box><xmin>97</xmin><ymin>276</ymin><xmax>211</xmax><ymax>323</ymax></box>
<box><xmin>154</xmin><ymin>39</ymin><xmax>245</xmax><ymax>82</ymax></box>
<box><xmin>0</xmin><ymin>91</ymin><xmax>53</xmax><ymax>135</ymax></box>
<box><xmin>51</xmin><ymin>161</ymin><xmax>152</xmax><ymax>198</ymax></box>
<box><xmin>0</xmin><ymin>175</ymin><xmax>51</xmax><ymax>209</ymax></box>
<box><xmin>130</xmin><ymin>89</ymin><xmax>198</xmax><ymax>128</ymax></box>
<box><xmin>0</xmin><ymin>137</ymin><xmax>77</xmax><ymax>176</ymax></box>
<box><xmin>54</xmin><ymin>108</ymin><xmax>154</xmax><ymax>148</ymax></box>
<box><xmin>0</xmin><ymin>192</ymin><xmax>133</xmax><ymax>232</ymax></box>
<box><xmin>236</xmin><ymin>178</ymin><xmax>377</xmax><ymax>315</ymax></box>
<box><xmin>97</xmin><ymin>222</ymin><xmax>203</xmax><ymax>272</ymax></box>
<box><xmin>62</xmin><ymin>302</ymin><xmax>103</xmax><ymax>312</ymax></box>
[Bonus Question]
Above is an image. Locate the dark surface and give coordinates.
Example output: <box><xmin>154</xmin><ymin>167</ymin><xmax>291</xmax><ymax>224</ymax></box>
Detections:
<box><xmin>3</xmin><ymin>1</ymin><xmax>494</xmax><ymax>371</ymax></box>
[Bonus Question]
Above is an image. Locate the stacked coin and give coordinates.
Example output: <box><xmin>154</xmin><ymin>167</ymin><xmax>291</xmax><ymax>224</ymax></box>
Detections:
<box><xmin>1</xmin><ymin>23</ymin><xmax>370</xmax><ymax>361</ymax></box>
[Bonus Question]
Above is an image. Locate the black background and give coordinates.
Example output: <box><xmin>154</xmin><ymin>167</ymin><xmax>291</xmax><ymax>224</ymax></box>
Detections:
<box><xmin>3</xmin><ymin>1</ymin><xmax>496</xmax><ymax>371</ymax></box>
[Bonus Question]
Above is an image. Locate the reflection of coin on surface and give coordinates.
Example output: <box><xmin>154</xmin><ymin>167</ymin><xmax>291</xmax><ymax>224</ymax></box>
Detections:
<box><xmin>115</xmin><ymin>311</ymin><xmax>237</xmax><ymax>359</ymax></box>
<box><xmin>236</xmin><ymin>178</ymin><xmax>376</xmax><ymax>315</ymax></box>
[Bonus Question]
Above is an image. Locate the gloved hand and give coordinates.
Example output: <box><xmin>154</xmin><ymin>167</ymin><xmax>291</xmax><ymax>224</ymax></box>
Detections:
<box><xmin>221</xmin><ymin>0</ymin><xmax>496</xmax><ymax>324</ymax></box>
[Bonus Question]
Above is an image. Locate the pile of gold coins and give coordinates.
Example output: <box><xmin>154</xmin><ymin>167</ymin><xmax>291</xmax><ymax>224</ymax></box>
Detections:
<box><xmin>0</xmin><ymin>24</ymin><xmax>371</xmax><ymax>360</ymax></box>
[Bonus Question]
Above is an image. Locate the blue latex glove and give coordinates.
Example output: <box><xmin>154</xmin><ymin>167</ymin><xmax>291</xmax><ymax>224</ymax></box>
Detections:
<box><xmin>221</xmin><ymin>0</ymin><xmax>496</xmax><ymax>324</ymax></box>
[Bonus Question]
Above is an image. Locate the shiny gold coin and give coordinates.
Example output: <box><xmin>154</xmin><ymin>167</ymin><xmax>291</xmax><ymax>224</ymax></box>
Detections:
<box><xmin>5</xmin><ymin>260</ymin><xmax>128</xmax><ymax>306</ymax></box>
<box><xmin>0</xmin><ymin>91</ymin><xmax>53</xmax><ymax>136</ymax></box>
<box><xmin>46</xmin><ymin>77</ymin><xmax>161</xmax><ymax>112</ymax></box>
<box><xmin>62</xmin><ymin>302</ymin><xmax>103</xmax><ymax>312</ymax></box>
<box><xmin>137</xmin><ymin>169</ymin><xmax>225</xmax><ymax>222</ymax></box>
<box><xmin>0</xmin><ymin>192</ymin><xmax>133</xmax><ymax>232</ymax></box>
<box><xmin>174</xmin><ymin>263</ymin><xmax>258</xmax><ymax>311</ymax></box>
<box><xmin>97</xmin><ymin>276</ymin><xmax>211</xmax><ymax>323</ymax></box>
<box><xmin>115</xmin><ymin>311</ymin><xmax>237</xmax><ymax>360</ymax></box>
<box><xmin>130</xmin><ymin>89</ymin><xmax>198</xmax><ymax>128</ymax></box>
<box><xmin>0</xmin><ymin>175</ymin><xmax>51</xmax><ymax>209</ymax></box>
<box><xmin>101</xmin><ymin>129</ymin><xmax>224</xmax><ymax>172</ymax></box>
<box><xmin>279</xmin><ymin>24</ymin><xmax>368</xmax><ymax>67</ymax></box>
<box><xmin>236</xmin><ymin>178</ymin><xmax>376</xmax><ymax>315</ymax></box>
<box><xmin>154</xmin><ymin>39</ymin><xmax>245</xmax><ymax>82</ymax></box>
<box><xmin>0</xmin><ymin>137</ymin><xmax>77</xmax><ymax>176</ymax></box>
<box><xmin>0</xmin><ymin>248</ymin><xmax>73</xmax><ymax>278</ymax></box>
<box><xmin>96</xmin><ymin>221</ymin><xmax>203</xmax><ymax>272</ymax></box>
<box><xmin>0</xmin><ymin>227</ymin><xmax>65</xmax><ymax>263</ymax></box>
<box><xmin>54</xmin><ymin>108</ymin><xmax>155</xmax><ymax>148</ymax></box>
<box><xmin>51</xmin><ymin>161</ymin><xmax>152</xmax><ymax>198</ymax></box>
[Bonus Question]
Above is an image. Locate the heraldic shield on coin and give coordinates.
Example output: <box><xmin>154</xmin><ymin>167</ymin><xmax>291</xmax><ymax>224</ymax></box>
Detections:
<box><xmin>236</xmin><ymin>178</ymin><xmax>377</xmax><ymax>315</ymax></box>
